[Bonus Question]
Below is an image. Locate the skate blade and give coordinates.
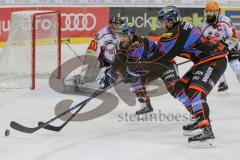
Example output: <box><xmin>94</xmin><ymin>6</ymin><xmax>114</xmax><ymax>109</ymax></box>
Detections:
<box><xmin>189</xmin><ymin>139</ymin><xmax>216</xmax><ymax>148</ymax></box>
<box><xmin>183</xmin><ymin>128</ymin><xmax>203</xmax><ymax>137</ymax></box>
<box><xmin>136</xmin><ymin>109</ymin><xmax>153</xmax><ymax>115</ymax></box>
<box><xmin>218</xmin><ymin>90</ymin><xmax>229</xmax><ymax>96</ymax></box>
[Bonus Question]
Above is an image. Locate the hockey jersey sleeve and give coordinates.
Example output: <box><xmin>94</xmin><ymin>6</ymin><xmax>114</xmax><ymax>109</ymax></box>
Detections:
<box><xmin>220</xmin><ymin>15</ymin><xmax>234</xmax><ymax>39</ymax></box>
<box><xmin>219</xmin><ymin>16</ymin><xmax>240</xmax><ymax>50</ymax></box>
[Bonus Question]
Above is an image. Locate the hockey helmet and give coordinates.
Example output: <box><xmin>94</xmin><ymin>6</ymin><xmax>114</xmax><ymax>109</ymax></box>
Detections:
<box><xmin>205</xmin><ymin>1</ymin><xmax>219</xmax><ymax>12</ymax></box>
<box><xmin>205</xmin><ymin>1</ymin><xmax>219</xmax><ymax>24</ymax></box>
<box><xmin>158</xmin><ymin>6</ymin><xmax>180</xmax><ymax>24</ymax></box>
<box><xmin>109</xmin><ymin>16</ymin><xmax>125</xmax><ymax>25</ymax></box>
<box><xmin>119</xmin><ymin>23</ymin><xmax>136</xmax><ymax>35</ymax></box>
<box><xmin>109</xmin><ymin>17</ymin><xmax>125</xmax><ymax>33</ymax></box>
<box><xmin>116</xmin><ymin>23</ymin><xmax>136</xmax><ymax>42</ymax></box>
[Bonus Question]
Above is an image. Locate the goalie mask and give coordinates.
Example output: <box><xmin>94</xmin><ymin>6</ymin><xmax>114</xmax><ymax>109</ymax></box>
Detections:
<box><xmin>109</xmin><ymin>16</ymin><xmax>125</xmax><ymax>34</ymax></box>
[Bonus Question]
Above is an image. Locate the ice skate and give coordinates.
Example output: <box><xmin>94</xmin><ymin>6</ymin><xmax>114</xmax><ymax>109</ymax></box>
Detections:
<box><xmin>183</xmin><ymin>121</ymin><xmax>203</xmax><ymax>136</ymax></box>
<box><xmin>188</xmin><ymin>124</ymin><xmax>215</xmax><ymax>148</ymax></box>
<box><xmin>136</xmin><ymin>98</ymin><xmax>153</xmax><ymax>115</ymax></box>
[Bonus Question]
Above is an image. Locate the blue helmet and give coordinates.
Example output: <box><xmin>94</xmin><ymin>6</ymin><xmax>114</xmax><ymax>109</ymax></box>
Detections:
<box><xmin>158</xmin><ymin>6</ymin><xmax>180</xmax><ymax>24</ymax></box>
<box><xmin>119</xmin><ymin>23</ymin><xmax>136</xmax><ymax>35</ymax></box>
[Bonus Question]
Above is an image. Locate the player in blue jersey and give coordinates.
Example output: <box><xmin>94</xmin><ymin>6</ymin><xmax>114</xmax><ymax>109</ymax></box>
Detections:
<box><xmin>113</xmin><ymin>23</ymin><xmax>159</xmax><ymax>115</ymax></box>
<box><xmin>152</xmin><ymin>6</ymin><xmax>228</xmax><ymax>146</ymax></box>
<box><xmin>114</xmin><ymin>6</ymin><xmax>228</xmax><ymax>146</ymax></box>
<box><xmin>112</xmin><ymin>23</ymin><xmax>182</xmax><ymax>115</ymax></box>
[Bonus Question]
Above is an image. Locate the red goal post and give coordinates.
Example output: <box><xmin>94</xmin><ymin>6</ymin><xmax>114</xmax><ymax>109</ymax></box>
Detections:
<box><xmin>31</xmin><ymin>11</ymin><xmax>61</xmax><ymax>90</ymax></box>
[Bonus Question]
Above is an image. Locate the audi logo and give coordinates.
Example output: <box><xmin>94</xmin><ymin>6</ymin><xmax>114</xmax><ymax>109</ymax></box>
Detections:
<box><xmin>61</xmin><ymin>13</ymin><xmax>97</xmax><ymax>31</ymax></box>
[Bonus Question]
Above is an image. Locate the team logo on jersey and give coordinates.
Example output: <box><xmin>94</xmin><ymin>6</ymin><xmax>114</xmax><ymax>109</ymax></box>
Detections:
<box><xmin>161</xmin><ymin>32</ymin><xmax>173</xmax><ymax>38</ymax></box>
<box><xmin>215</xmin><ymin>32</ymin><xmax>220</xmax><ymax>37</ymax></box>
<box><xmin>88</xmin><ymin>40</ymin><xmax>97</xmax><ymax>51</ymax></box>
<box><xmin>129</xmin><ymin>41</ymin><xmax>143</xmax><ymax>49</ymax></box>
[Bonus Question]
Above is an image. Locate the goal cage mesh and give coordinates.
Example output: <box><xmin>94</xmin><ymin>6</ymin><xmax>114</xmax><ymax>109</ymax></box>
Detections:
<box><xmin>0</xmin><ymin>10</ymin><xmax>61</xmax><ymax>90</ymax></box>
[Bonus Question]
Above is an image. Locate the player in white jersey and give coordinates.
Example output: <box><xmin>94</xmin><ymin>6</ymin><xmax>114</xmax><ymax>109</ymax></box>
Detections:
<box><xmin>73</xmin><ymin>17</ymin><xmax>124</xmax><ymax>90</ymax></box>
<box><xmin>86</xmin><ymin>17</ymin><xmax>124</xmax><ymax>66</ymax></box>
<box><xmin>201</xmin><ymin>1</ymin><xmax>240</xmax><ymax>93</ymax></box>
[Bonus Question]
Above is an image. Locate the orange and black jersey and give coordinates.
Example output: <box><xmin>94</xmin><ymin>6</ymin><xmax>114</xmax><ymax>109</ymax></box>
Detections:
<box><xmin>154</xmin><ymin>21</ymin><xmax>228</xmax><ymax>65</ymax></box>
<box><xmin>119</xmin><ymin>35</ymin><xmax>158</xmax><ymax>62</ymax></box>
<box><xmin>112</xmin><ymin>35</ymin><xmax>157</xmax><ymax>74</ymax></box>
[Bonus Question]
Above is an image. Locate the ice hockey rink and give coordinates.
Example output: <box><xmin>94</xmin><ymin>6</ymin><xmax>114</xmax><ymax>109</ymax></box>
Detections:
<box><xmin>0</xmin><ymin>43</ymin><xmax>240</xmax><ymax>160</ymax></box>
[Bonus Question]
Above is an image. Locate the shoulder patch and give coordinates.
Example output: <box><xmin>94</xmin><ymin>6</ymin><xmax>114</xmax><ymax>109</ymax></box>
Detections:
<box><xmin>88</xmin><ymin>40</ymin><xmax>98</xmax><ymax>51</ymax></box>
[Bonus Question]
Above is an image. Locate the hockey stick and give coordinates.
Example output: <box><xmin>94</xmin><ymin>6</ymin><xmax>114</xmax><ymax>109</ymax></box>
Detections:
<box><xmin>37</xmin><ymin>84</ymin><xmax>114</xmax><ymax>132</ymax></box>
<box><xmin>63</xmin><ymin>39</ymin><xmax>101</xmax><ymax>88</ymax></box>
<box><xmin>177</xmin><ymin>60</ymin><xmax>191</xmax><ymax>66</ymax></box>
<box><xmin>37</xmin><ymin>88</ymin><xmax>100</xmax><ymax>131</ymax></box>
<box><xmin>62</xmin><ymin>39</ymin><xmax>85</xmax><ymax>64</ymax></box>
<box><xmin>37</xmin><ymin>104</ymin><xmax>84</xmax><ymax>132</ymax></box>
<box><xmin>62</xmin><ymin>39</ymin><xmax>88</xmax><ymax>77</ymax></box>
<box><xmin>10</xmin><ymin>80</ymin><xmax>122</xmax><ymax>133</ymax></box>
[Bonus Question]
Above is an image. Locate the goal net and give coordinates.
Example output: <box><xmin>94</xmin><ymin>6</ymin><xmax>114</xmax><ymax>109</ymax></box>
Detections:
<box><xmin>0</xmin><ymin>10</ymin><xmax>61</xmax><ymax>89</ymax></box>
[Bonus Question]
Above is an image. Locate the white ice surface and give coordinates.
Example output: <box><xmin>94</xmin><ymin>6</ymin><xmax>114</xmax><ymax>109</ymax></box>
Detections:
<box><xmin>0</xmin><ymin>44</ymin><xmax>240</xmax><ymax>160</ymax></box>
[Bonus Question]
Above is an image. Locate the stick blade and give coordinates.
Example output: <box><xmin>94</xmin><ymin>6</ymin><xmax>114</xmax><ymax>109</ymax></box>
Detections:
<box><xmin>10</xmin><ymin>121</ymin><xmax>39</xmax><ymax>133</ymax></box>
<box><xmin>38</xmin><ymin>122</ymin><xmax>62</xmax><ymax>132</ymax></box>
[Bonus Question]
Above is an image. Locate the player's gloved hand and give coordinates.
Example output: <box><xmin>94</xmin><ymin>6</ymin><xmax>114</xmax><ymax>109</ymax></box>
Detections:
<box><xmin>123</xmin><ymin>70</ymin><xmax>141</xmax><ymax>83</ymax></box>
<box><xmin>222</xmin><ymin>38</ymin><xmax>240</xmax><ymax>51</ymax></box>
<box><xmin>99</xmin><ymin>67</ymin><xmax>118</xmax><ymax>89</ymax></box>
